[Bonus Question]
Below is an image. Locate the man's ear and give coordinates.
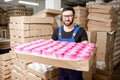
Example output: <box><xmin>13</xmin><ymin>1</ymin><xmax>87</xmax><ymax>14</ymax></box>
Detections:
<box><xmin>60</xmin><ymin>15</ymin><xmax>62</xmax><ymax>21</ymax></box>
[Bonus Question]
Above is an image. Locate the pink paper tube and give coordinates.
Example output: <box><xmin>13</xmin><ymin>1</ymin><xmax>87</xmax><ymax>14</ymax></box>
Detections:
<box><xmin>76</xmin><ymin>54</ymin><xmax>90</xmax><ymax>60</ymax></box>
<box><xmin>32</xmin><ymin>48</ymin><xmax>43</xmax><ymax>55</ymax></box>
<box><xmin>42</xmin><ymin>48</ymin><xmax>55</xmax><ymax>56</ymax></box>
<box><xmin>64</xmin><ymin>52</ymin><xmax>77</xmax><ymax>60</ymax></box>
<box><xmin>53</xmin><ymin>50</ymin><xmax>65</xmax><ymax>59</ymax></box>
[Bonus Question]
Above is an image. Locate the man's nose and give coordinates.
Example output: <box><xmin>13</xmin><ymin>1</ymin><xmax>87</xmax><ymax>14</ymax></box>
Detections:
<box><xmin>65</xmin><ymin>17</ymin><xmax>69</xmax><ymax>20</ymax></box>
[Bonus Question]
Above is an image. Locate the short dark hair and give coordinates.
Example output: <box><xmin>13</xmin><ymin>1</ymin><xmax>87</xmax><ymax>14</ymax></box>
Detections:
<box><xmin>62</xmin><ymin>6</ymin><xmax>75</xmax><ymax>15</ymax></box>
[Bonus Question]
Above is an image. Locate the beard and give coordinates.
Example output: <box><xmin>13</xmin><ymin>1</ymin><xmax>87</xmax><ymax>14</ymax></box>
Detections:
<box><xmin>63</xmin><ymin>18</ymin><xmax>74</xmax><ymax>26</ymax></box>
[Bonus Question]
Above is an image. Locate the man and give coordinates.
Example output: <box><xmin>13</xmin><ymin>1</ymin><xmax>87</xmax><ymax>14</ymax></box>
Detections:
<box><xmin>52</xmin><ymin>6</ymin><xmax>88</xmax><ymax>80</ymax></box>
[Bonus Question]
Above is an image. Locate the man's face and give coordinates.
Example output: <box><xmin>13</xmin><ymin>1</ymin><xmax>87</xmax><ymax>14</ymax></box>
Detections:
<box><xmin>62</xmin><ymin>10</ymin><xmax>74</xmax><ymax>26</ymax></box>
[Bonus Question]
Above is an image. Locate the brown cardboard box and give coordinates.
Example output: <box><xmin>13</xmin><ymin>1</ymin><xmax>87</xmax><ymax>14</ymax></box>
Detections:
<box><xmin>9</xmin><ymin>21</ymin><xmax>54</xmax><ymax>30</ymax></box>
<box><xmin>0</xmin><ymin>68</ymin><xmax>11</xmax><ymax>75</ymax></box>
<box><xmin>87</xmin><ymin>22</ymin><xmax>117</xmax><ymax>32</ymax></box>
<box><xmin>10</xmin><ymin>24</ymin><xmax>53</xmax><ymax>38</ymax></box>
<box><xmin>9</xmin><ymin>24</ymin><xmax>30</xmax><ymax>30</ymax></box>
<box><xmin>10</xmin><ymin>36</ymin><xmax>31</xmax><ymax>43</ymax></box>
<box><xmin>96</xmin><ymin>32</ymin><xmax>115</xmax><ymax>46</ymax></box>
<box><xmin>74</xmin><ymin>18</ymin><xmax>87</xmax><ymax>27</ymax></box>
<box><xmin>87</xmin><ymin>13</ymin><xmax>117</xmax><ymax>23</ymax></box>
<box><xmin>0</xmin><ymin>53</ymin><xmax>11</xmax><ymax>61</ymax></box>
<box><xmin>88</xmin><ymin>4</ymin><xmax>114</xmax><ymax>14</ymax></box>
<box><xmin>83</xmin><ymin>60</ymin><xmax>96</xmax><ymax>80</ymax></box>
<box><xmin>10</xmin><ymin>29</ymin><xmax>30</xmax><ymax>38</ymax></box>
<box><xmin>26</xmin><ymin>66</ymin><xmax>58</xmax><ymax>80</ymax></box>
<box><xmin>88</xmin><ymin>20</ymin><xmax>116</xmax><ymax>27</ymax></box>
<box><xmin>88</xmin><ymin>13</ymin><xmax>116</xmax><ymax>19</ymax></box>
<box><xmin>12</xmin><ymin>70</ymin><xmax>26</xmax><ymax>80</ymax></box>
<box><xmin>0</xmin><ymin>73</ymin><xmax>11</xmax><ymax>79</ymax></box>
<box><xmin>10</xmin><ymin>16</ymin><xmax>55</xmax><ymax>24</ymax></box>
<box><xmin>74</xmin><ymin>6</ymin><xmax>88</xmax><ymax>11</ymax></box>
<box><xmin>10</xmin><ymin>50</ymin><xmax>18</xmax><ymax>59</ymax></box>
<box><xmin>25</xmin><ymin>71</ymin><xmax>42</xmax><ymax>80</ymax></box>
<box><xmin>33</xmin><ymin>9</ymin><xmax>61</xmax><ymax>17</ymax></box>
<box><xmin>0</xmin><ymin>76</ymin><xmax>11</xmax><ymax>80</ymax></box>
<box><xmin>93</xmin><ymin>69</ymin><xmax>111</xmax><ymax>80</ymax></box>
<box><xmin>13</xmin><ymin>64</ymin><xmax>26</xmax><ymax>76</ymax></box>
<box><xmin>25</xmin><ymin>71</ymin><xmax>58</xmax><ymax>80</ymax></box>
<box><xmin>0</xmin><ymin>60</ymin><xmax>12</xmax><ymax>67</ymax></box>
<box><xmin>87</xmin><ymin>14</ymin><xmax>113</xmax><ymax>23</ymax></box>
<box><xmin>86</xmin><ymin>31</ymin><xmax>97</xmax><ymax>43</ymax></box>
<box><xmin>88</xmin><ymin>8</ymin><xmax>114</xmax><ymax>14</ymax></box>
<box><xmin>0</xmin><ymin>65</ymin><xmax>11</xmax><ymax>75</ymax></box>
<box><xmin>13</xmin><ymin>58</ymin><xmax>31</xmax><ymax>70</ymax></box>
<box><xmin>75</xmin><ymin>12</ymin><xmax>88</xmax><ymax>18</ymax></box>
<box><xmin>88</xmin><ymin>4</ymin><xmax>113</xmax><ymax>10</ymax></box>
<box><xmin>96</xmin><ymin>32</ymin><xmax>115</xmax><ymax>61</ymax></box>
<box><xmin>9</xmin><ymin>16</ymin><xmax>55</xmax><ymax>48</ymax></box>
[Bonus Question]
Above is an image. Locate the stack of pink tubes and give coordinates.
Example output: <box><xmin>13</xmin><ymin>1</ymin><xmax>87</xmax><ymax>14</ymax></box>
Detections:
<box><xmin>14</xmin><ymin>39</ymin><xmax>95</xmax><ymax>60</ymax></box>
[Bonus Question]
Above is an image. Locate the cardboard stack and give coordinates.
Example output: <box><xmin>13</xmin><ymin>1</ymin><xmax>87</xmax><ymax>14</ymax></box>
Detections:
<box><xmin>107</xmin><ymin>1</ymin><xmax>120</xmax><ymax>69</ymax></box>
<box><xmin>9</xmin><ymin>8</ymin><xmax>60</xmax><ymax>48</ymax></box>
<box><xmin>86</xmin><ymin>4</ymin><xmax>119</xmax><ymax>80</ymax></box>
<box><xmin>96</xmin><ymin>32</ymin><xmax>115</xmax><ymax>62</ymax></box>
<box><xmin>7</xmin><ymin>5</ymin><xmax>33</xmax><ymax>24</ymax></box>
<box><xmin>0</xmin><ymin>8</ymin><xmax>9</xmax><ymax>38</ymax></box>
<box><xmin>86</xmin><ymin>31</ymin><xmax>97</xmax><ymax>43</ymax></box>
<box><xmin>11</xmin><ymin>58</ymin><xmax>30</xmax><ymax>80</ymax></box>
<box><xmin>0</xmin><ymin>53</ymin><xmax>12</xmax><ymax>80</ymax></box>
<box><xmin>92</xmin><ymin>69</ymin><xmax>111</xmax><ymax>80</ymax></box>
<box><xmin>10</xmin><ymin>56</ymin><xmax>58</xmax><ymax>80</ymax></box>
<box><xmin>73</xmin><ymin>6</ymin><xmax>88</xmax><ymax>28</ymax></box>
<box><xmin>9</xmin><ymin>9</ymin><xmax>60</xmax><ymax>80</ymax></box>
<box><xmin>33</xmin><ymin>9</ymin><xmax>61</xmax><ymax>31</ymax></box>
<box><xmin>113</xmin><ymin>31</ymin><xmax>120</xmax><ymax>68</ymax></box>
<box><xmin>7</xmin><ymin>5</ymin><xmax>33</xmax><ymax>16</ymax></box>
<box><xmin>87</xmin><ymin>4</ymin><xmax>117</xmax><ymax>32</ymax></box>
<box><xmin>9</xmin><ymin>16</ymin><xmax>55</xmax><ymax>48</ymax></box>
<box><xmin>0</xmin><ymin>8</ymin><xmax>7</xmax><ymax>25</ymax></box>
<box><xmin>33</xmin><ymin>9</ymin><xmax>61</xmax><ymax>17</ymax></box>
<box><xmin>87</xmin><ymin>4</ymin><xmax>116</xmax><ymax>69</ymax></box>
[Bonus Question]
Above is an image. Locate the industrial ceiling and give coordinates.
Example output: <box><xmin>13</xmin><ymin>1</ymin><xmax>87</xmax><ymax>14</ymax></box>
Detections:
<box><xmin>0</xmin><ymin>0</ymin><xmax>112</xmax><ymax>9</ymax></box>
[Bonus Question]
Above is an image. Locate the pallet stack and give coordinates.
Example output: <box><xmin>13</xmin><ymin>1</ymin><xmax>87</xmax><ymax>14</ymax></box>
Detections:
<box><xmin>0</xmin><ymin>53</ymin><xmax>12</xmax><ymax>80</ymax></box>
<box><xmin>9</xmin><ymin>8</ymin><xmax>60</xmax><ymax>80</ymax></box>
<box><xmin>10</xmin><ymin>50</ymin><xmax>59</xmax><ymax>80</ymax></box>
<box><xmin>107</xmin><ymin>1</ymin><xmax>120</xmax><ymax>71</ymax></box>
<box><xmin>9</xmin><ymin>8</ymin><xmax>61</xmax><ymax>49</ymax></box>
<box><xmin>9</xmin><ymin>16</ymin><xmax>55</xmax><ymax>48</ymax></box>
<box><xmin>87</xmin><ymin>4</ymin><xmax>118</xmax><ymax>80</ymax></box>
<box><xmin>33</xmin><ymin>8</ymin><xmax>61</xmax><ymax>31</ymax></box>
<box><xmin>0</xmin><ymin>7</ymin><xmax>9</xmax><ymax>38</ymax></box>
<box><xmin>7</xmin><ymin>5</ymin><xmax>33</xmax><ymax>23</ymax></box>
<box><xmin>0</xmin><ymin>8</ymin><xmax>7</xmax><ymax>25</ymax></box>
<box><xmin>11</xmin><ymin>58</ymin><xmax>58</xmax><ymax>80</ymax></box>
<box><xmin>7</xmin><ymin>5</ymin><xmax>33</xmax><ymax>16</ymax></box>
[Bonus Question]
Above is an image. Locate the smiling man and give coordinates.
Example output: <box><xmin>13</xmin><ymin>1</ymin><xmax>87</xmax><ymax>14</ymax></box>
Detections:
<box><xmin>52</xmin><ymin>6</ymin><xmax>88</xmax><ymax>80</ymax></box>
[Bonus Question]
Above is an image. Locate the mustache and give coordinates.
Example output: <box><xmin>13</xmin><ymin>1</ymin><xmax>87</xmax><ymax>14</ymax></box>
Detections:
<box><xmin>65</xmin><ymin>20</ymin><xmax>70</xmax><ymax>22</ymax></box>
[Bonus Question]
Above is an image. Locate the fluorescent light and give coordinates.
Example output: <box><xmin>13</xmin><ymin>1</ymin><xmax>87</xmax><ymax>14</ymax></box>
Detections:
<box><xmin>4</xmin><ymin>0</ymin><xmax>13</xmax><ymax>2</ymax></box>
<box><xmin>19</xmin><ymin>0</ymin><xmax>39</xmax><ymax>6</ymax></box>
